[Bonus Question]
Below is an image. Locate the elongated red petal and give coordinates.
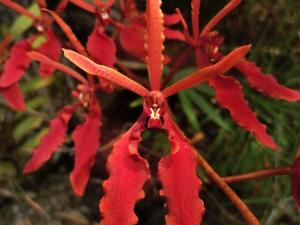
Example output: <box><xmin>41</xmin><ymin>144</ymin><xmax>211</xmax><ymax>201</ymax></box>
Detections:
<box><xmin>99</xmin><ymin>115</ymin><xmax>150</xmax><ymax>225</ymax></box>
<box><xmin>158</xmin><ymin>113</ymin><xmax>205</xmax><ymax>225</ymax></box>
<box><xmin>87</xmin><ymin>22</ymin><xmax>116</xmax><ymax>67</ymax></box>
<box><xmin>120</xmin><ymin>24</ymin><xmax>146</xmax><ymax>60</ymax></box>
<box><xmin>162</xmin><ymin>44</ymin><xmax>251</xmax><ymax>97</ymax></box>
<box><xmin>191</xmin><ymin>0</ymin><xmax>201</xmax><ymax>40</ymax></box>
<box><xmin>164</xmin><ymin>28</ymin><xmax>185</xmax><ymax>41</ymax></box>
<box><xmin>0</xmin><ymin>40</ymin><xmax>31</xmax><ymax>87</ymax></box>
<box><xmin>201</xmin><ymin>0</ymin><xmax>241</xmax><ymax>36</ymax></box>
<box><xmin>70</xmin><ymin>100</ymin><xmax>102</xmax><ymax>196</ymax></box>
<box><xmin>236</xmin><ymin>59</ymin><xmax>300</xmax><ymax>101</ymax></box>
<box><xmin>38</xmin><ymin>29</ymin><xmax>61</xmax><ymax>76</ymax></box>
<box><xmin>209</xmin><ymin>76</ymin><xmax>277</xmax><ymax>149</ymax></box>
<box><xmin>145</xmin><ymin>0</ymin><xmax>164</xmax><ymax>90</ymax></box>
<box><xmin>291</xmin><ymin>156</ymin><xmax>300</xmax><ymax>211</ymax></box>
<box><xmin>23</xmin><ymin>104</ymin><xmax>78</xmax><ymax>173</ymax></box>
<box><xmin>63</xmin><ymin>49</ymin><xmax>150</xmax><ymax>96</ymax></box>
<box><xmin>1</xmin><ymin>84</ymin><xmax>25</xmax><ymax>111</ymax></box>
<box><xmin>164</xmin><ymin>13</ymin><xmax>181</xmax><ymax>25</ymax></box>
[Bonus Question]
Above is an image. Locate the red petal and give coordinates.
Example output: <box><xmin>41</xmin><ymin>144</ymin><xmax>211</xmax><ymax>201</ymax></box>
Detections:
<box><xmin>1</xmin><ymin>84</ymin><xmax>25</xmax><ymax>111</ymax></box>
<box><xmin>70</xmin><ymin>100</ymin><xmax>102</xmax><ymax>196</ymax></box>
<box><xmin>158</xmin><ymin>113</ymin><xmax>205</xmax><ymax>225</ymax></box>
<box><xmin>87</xmin><ymin>22</ymin><xmax>116</xmax><ymax>67</ymax></box>
<box><xmin>291</xmin><ymin>156</ymin><xmax>300</xmax><ymax>211</ymax></box>
<box><xmin>23</xmin><ymin>104</ymin><xmax>78</xmax><ymax>173</ymax></box>
<box><xmin>209</xmin><ymin>76</ymin><xmax>277</xmax><ymax>149</ymax></box>
<box><xmin>146</xmin><ymin>0</ymin><xmax>165</xmax><ymax>90</ymax></box>
<box><xmin>120</xmin><ymin>24</ymin><xmax>146</xmax><ymax>60</ymax></box>
<box><xmin>38</xmin><ymin>29</ymin><xmax>62</xmax><ymax>76</ymax></box>
<box><xmin>164</xmin><ymin>13</ymin><xmax>181</xmax><ymax>25</ymax></box>
<box><xmin>236</xmin><ymin>60</ymin><xmax>300</xmax><ymax>101</ymax></box>
<box><xmin>164</xmin><ymin>28</ymin><xmax>185</xmax><ymax>41</ymax></box>
<box><xmin>99</xmin><ymin>115</ymin><xmax>150</xmax><ymax>225</ymax></box>
<box><xmin>0</xmin><ymin>40</ymin><xmax>31</xmax><ymax>87</ymax></box>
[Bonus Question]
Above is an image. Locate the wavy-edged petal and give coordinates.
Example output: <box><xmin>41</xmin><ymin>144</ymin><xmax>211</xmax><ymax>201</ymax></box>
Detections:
<box><xmin>99</xmin><ymin>115</ymin><xmax>150</xmax><ymax>225</ymax></box>
<box><xmin>158</xmin><ymin>113</ymin><xmax>204</xmax><ymax>225</ymax></box>
<box><xmin>120</xmin><ymin>24</ymin><xmax>146</xmax><ymax>60</ymax></box>
<box><xmin>0</xmin><ymin>40</ymin><xmax>31</xmax><ymax>87</ymax></box>
<box><xmin>236</xmin><ymin>59</ymin><xmax>300</xmax><ymax>102</ymax></box>
<box><xmin>70</xmin><ymin>99</ymin><xmax>102</xmax><ymax>196</ymax></box>
<box><xmin>23</xmin><ymin>104</ymin><xmax>78</xmax><ymax>173</ymax></box>
<box><xmin>87</xmin><ymin>22</ymin><xmax>116</xmax><ymax>67</ymax></box>
<box><xmin>209</xmin><ymin>75</ymin><xmax>277</xmax><ymax>149</ymax></box>
<box><xmin>38</xmin><ymin>29</ymin><xmax>61</xmax><ymax>76</ymax></box>
<box><xmin>145</xmin><ymin>0</ymin><xmax>165</xmax><ymax>90</ymax></box>
<box><xmin>1</xmin><ymin>84</ymin><xmax>25</xmax><ymax>111</ymax></box>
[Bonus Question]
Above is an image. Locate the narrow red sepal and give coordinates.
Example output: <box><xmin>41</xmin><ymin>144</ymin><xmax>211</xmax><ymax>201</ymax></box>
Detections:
<box><xmin>99</xmin><ymin>115</ymin><xmax>150</xmax><ymax>225</ymax></box>
<box><xmin>23</xmin><ymin>104</ymin><xmax>78</xmax><ymax>173</ymax></box>
<box><xmin>1</xmin><ymin>84</ymin><xmax>25</xmax><ymax>111</ymax></box>
<box><xmin>70</xmin><ymin>100</ymin><xmax>102</xmax><ymax>196</ymax></box>
<box><xmin>158</xmin><ymin>113</ymin><xmax>205</xmax><ymax>225</ymax></box>
<box><xmin>164</xmin><ymin>13</ymin><xmax>181</xmax><ymax>26</ymax></box>
<box><xmin>0</xmin><ymin>40</ymin><xmax>31</xmax><ymax>87</ymax></box>
<box><xmin>291</xmin><ymin>156</ymin><xmax>300</xmax><ymax>211</ymax></box>
<box><xmin>38</xmin><ymin>29</ymin><xmax>62</xmax><ymax>76</ymax></box>
<box><xmin>209</xmin><ymin>76</ymin><xmax>277</xmax><ymax>149</ymax></box>
<box><xmin>164</xmin><ymin>28</ymin><xmax>185</xmax><ymax>41</ymax></box>
<box><xmin>236</xmin><ymin>60</ymin><xmax>300</xmax><ymax>102</ymax></box>
<box><xmin>87</xmin><ymin>21</ymin><xmax>116</xmax><ymax>67</ymax></box>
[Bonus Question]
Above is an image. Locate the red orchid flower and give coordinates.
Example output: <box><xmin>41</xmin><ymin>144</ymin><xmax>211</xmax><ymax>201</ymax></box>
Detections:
<box><xmin>63</xmin><ymin>0</ymin><xmax>250</xmax><ymax>224</ymax></box>
<box><xmin>23</xmin><ymin>50</ymin><xmax>102</xmax><ymax>196</ymax></box>
<box><xmin>0</xmin><ymin>0</ymin><xmax>66</xmax><ymax>110</ymax></box>
<box><xmin>171</xmin><ymin>0</ymin><xmax>300</xmax><ymax>149</ymax></box>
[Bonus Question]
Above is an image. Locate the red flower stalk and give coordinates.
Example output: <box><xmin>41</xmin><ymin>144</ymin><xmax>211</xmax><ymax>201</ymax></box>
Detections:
<box><xmin>63</xmin><ymin>0</ymin><xmax>251</xmax><ymax>224</ymax></box>
<box><xmin>171</xmin><ymin>0</ymin><xmax>300</xmax><ymax>149</ymax></box>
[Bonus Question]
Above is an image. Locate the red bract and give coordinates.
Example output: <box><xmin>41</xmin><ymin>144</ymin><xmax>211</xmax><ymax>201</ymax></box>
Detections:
<box><xmin>172</xmin><ymin>0</ymin><xmax>300</xmax><ymax>149</ymax></box>
<box><xmin>63</xmin><ymin>0</ymin><xmax>250</xmax><ymax>224</ymax></box>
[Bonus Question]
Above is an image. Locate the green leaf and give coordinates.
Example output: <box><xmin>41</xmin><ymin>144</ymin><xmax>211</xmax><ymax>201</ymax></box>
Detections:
<box><xmin>22</xmin><ymin>127</ymin><xmax>49</xmax><ymax>150</ymax></box>
<box><xmin>178</xmin><ymin>91</ymin><xmax>200</xmax><ymax>131</ymax></box>
<box><xmin>129</xmin><ymin>97</ymin><xmax>142</xmax><ymax>108</ymax></box>
<box><xmin>186</xmin><ymin>89</ymin><xmax>230</xmax><ymax>130</ymax></box>
<box><xmin>10</xmin><ymin>3</ymin><xmax>40</xmax><ymax>38</ymax></box>
<box><xmin>13</xmin><ymin>116</ymin><xmax>44</xmax><ymax>141</ymax></box>
<box><xmin>22</xmin><ymin>76</ymin><xmax>55</xmax><ymax>93</ymax></box>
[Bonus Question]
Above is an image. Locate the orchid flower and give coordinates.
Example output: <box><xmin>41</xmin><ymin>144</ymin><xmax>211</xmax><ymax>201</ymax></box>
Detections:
<box><xmin>63</xmin><ymin>0</ymin><xmax>250</xmax><ymax>224</ymax></box>
<box><xmin>168</xmin><ymin>0</ymin><xmax>300</xmax><ymax>149</ymax></box>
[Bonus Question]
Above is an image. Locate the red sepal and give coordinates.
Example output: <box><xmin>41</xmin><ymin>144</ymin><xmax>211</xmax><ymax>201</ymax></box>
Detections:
<box><xmin>0</xmin><ymin>40</ymin><xmax>31</xmax><ymax>87</ymax></box>
<box><xmin>120</xmin><ymin>24</ymin><xmax>146</xmax><ymax>60</ymax></box>
<box><xmin>38</xmin><ymin>29</ymin><xmax>61</xmax><ymax>76</ymax></box>
<box><xmin>209</xmin><ymin>76</ymin><xmax>277</xmax><ymax>149</ymax></box>
<box><xmin>70</xmin><ymin>100</ymin><xmax>102</xmax><ymax>196</ymax></box>
<box><xmin>164</xmin><ymin>28</ymin><xmax>185</xmax><ymax>41</ymax></box>
<box><xmin>164</xmin><ymin>13</ymin><xmax>181</xmax><ymax>26</ymax></box>
<box><xmin>87</xmin><ymin>21</ymin><xmax>116</xmax><ymax>67</ymax></box>
<box><xmin>291</xmin><ymin>156</ymin><xmax>300</xmax><ymax>211</ymax></box>
<box><xmin>99</xmin><ymin>115</ymin><xmax>150</xmax><ymax>225</ymax></box>
<box><xmin>158</xmin><ymin>113</ymin><xmax>205</xmax><ymax>225</ymax></box>
<box><xmin>23</xmin><ymin>104</ymin><xmax>78</xmax><ymax>173</ymax></box>
<box><xmin>236</xmin><ymin>60</ymin><xmax>300</xmax><ymax>101</ymax></box>
<box><xmin>1</xmin><ymin>84</ymin><xmax>25</xmax><ymax>111</ymax></box>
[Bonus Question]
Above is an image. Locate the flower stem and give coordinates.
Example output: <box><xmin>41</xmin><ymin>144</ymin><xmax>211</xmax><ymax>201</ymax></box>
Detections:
<box><xmin>68</xmin><ymin>0</ymin><xmax>96</xmax><ymax>13</ymax></box>
<box><xmin>222</xmin><ymin>167</ymin><xmax>291</xmax><ymax>183</ymax></box>
<box><xmin>194</xmin><ymin>150</ymin><xmax>262</xmax><ymax>225</ymax></box>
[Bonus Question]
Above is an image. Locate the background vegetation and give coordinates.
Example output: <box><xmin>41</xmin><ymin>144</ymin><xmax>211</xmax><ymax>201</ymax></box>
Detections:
<box><xmin>0</xmin><ymin>0</ymin><xmax>300</xmax><ymax>224</ymax></box>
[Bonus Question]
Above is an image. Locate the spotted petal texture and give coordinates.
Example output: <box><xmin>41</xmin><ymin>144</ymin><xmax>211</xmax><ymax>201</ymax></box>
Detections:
<box><xmin>70</xmin><ymin>100</ymin><xmax>102</xmax><ymax>196</ymax></box>
<box><xmin>158</xmin><ymin>113</ymin><xmax>204</xmax><ymax>225</ymax></box>
<box><xmin>38</xmin><ymin>29</ymin><xmax>62</xmax><ymax>76</ymax></box>
<box><xmin>87</xmin><ymin>21</ymin><xmax>116</xmax><ymax>67</ymax></box>
<box><xmin>23</xmin><ymin>104</ymin><xmax>78</xmax><ymax>173</ymax></box>
<box><xmin>291</xmin><ymin>156</ymin><xmax>300</xmax><ymax>211</ymax></box>
<box><xmin>0</xmin><ymin>40</ymin><xmax>31</xmax><ymax>87</ymax></box>
<box><xmin>209</xmin><ymin>76</ymin><xmax>277</xmax><ymax>149</ymax></box>
<box><xmin>99</xmin><ymin>115</ymin><xmax>150</xmax><ymax>225</ymax></box>
<box><xmin>1</xmin><ymin>84</ymin><xmax>25</xmax><ymax>111</ymax></box>
<box><xmin>236</xmin><ymin>60</ymin><xmax>300</xmax><ymax>101</ymax></box>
